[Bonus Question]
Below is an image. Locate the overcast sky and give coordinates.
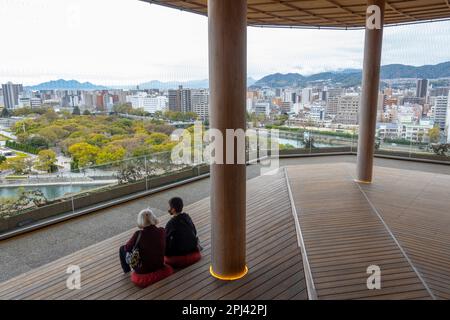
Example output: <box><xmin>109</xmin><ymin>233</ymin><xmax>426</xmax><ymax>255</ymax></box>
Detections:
<box><xmin>1</xmin><ymin>0</ymin><xmax>450</xmax><ymax>86</ymax></box>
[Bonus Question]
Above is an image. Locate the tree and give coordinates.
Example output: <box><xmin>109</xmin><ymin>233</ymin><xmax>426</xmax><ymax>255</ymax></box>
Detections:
<box><xmin>83</xmin><ymin>110</ymin><xmax>91</xmax><ymax>116</ymax></box>
<box><xmin>417</xmin><ymin>131</ymin><xmax>424</xmax><ymax>144</ymax></box>
<box><xmin>154</xmin><ymin>111</ymin><xmax>163</xmax><ymax>119</ymax></box>
<box><xmin>27</xmin><ymin>135</ymin><xmax>49</xmax><ymax>149</ymax></box>
<box><xmin>428</xmin><ymin>127</ymin><xmax>441</xmax><ymax>144</ymax></box>
<box><xmin>35</xmin><ymin>149</ymin><xmax>58</xmax><ymax>173</ymax></box>
<box><xmin>0</xmin><ymin>155</ymin><xmax>6</xmax><ymax>165</ymax></box>
<box><xmin>72</xmin><ymin>106</ymin><xmax>81</xmax><ymax>115</ymax></box>
<box><xmin>146</xmin><ymin>132</ymin><xmax>169</xmax><ymax>145</ymax></box>
<box><xmin>0</xmin><ymin>107</ymin><xmax>11</xmax><ymax>118</ymax></box>
<box><xmin>43</xmin><ymin>109</ymin><xmax>58</xmax><ymax>122</ymax></box>
<box><xmin>96</xmin><ymin>145</ymin><xmax>126</xmax><ymax>165</ymax></box>
<box><xmin>24</xmin><ymin>157</ymin><xmax>34</xmax><ymax>173</ymax></box>
<box><xmin>68</xmin><ymin>142</ymin><xmax>100</xmax><ymax>168</ymax></box>
<box><xmin>2</xmin><ymin>157</ymin><xmax>29</xmax><ymax>174</ymax></box>
<box><xmin>87</xmin><ymin>133</ymin><xmax>110</xmax><ymax>147</ymax></box>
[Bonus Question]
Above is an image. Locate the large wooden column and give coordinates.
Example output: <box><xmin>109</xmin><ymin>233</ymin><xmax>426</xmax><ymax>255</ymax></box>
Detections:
<box><xmin>357</xmin><ymin>0</ymin><xmax>385</xmax><ymax>183</ymax></box>
<box><xmin>208</xmin><ymin>0</ymin><xmax>248</xmax><ymax>280</ymax></box>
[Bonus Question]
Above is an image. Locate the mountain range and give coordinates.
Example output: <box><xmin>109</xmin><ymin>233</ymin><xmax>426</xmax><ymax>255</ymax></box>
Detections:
<box><xmin>28</xmin><ymin>79</ymin><xmax>107</xmax><ymax>91</ymax></box>
<box><xmin>253</xmin><ymin>61</ymin><xmax>450</xmax><ymax>88</ymax></box>
<box><xmin>27</xmin><ymin>78</ymin><xmax>257</xmax><ymax>91</ymax></box>
<box><xmin>25</xmin><ymin>61</ymin><xmax>450</xmax><ymax>91</ymax></box>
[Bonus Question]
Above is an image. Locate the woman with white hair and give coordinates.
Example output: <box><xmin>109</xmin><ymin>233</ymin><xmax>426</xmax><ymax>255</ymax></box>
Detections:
<box><xmin>119</xmin><ymin>208</ymin><xmax>173</xmax><ymax>287</ymax></box>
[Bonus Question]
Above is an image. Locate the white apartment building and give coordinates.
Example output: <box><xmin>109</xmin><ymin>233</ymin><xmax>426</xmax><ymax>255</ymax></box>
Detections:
<box><xmin>191</xmin><ymin>89</ymin><xmax>209</xmax><ymax>120</ymax></box>
<box><xmin>18</xmin><ymin>97</ymin><xmax>31</xmax><ymax>108</ymax></box>
<box><xmin>246</xmin><ymin>98</ymin><xmax>254</xmax><ymax>113</ymax></box>
<box><xmin>400</xmin><ymin>120</ymin><xmax>434</xmax><ymax>142</ymax></box>
<box><xmin>301</xmin><ymin>87</ymin><xmax>313</xmax><ymax>105</ymax></box>
<box><xmin>376</xmin><ymin>123</ymin><xmax>400</xmax><ymax>139</ymax></box>
<box><xmin>446</xmin><ymin>104</ymin><xmax>450</xmax><ymax>143</ymax></box>
<box><xmin>127</xmin><ymin>93</ymin><xmax>168</xmax><ymax>114</ymax></box>
<box><xmin>253</xmin><ymin>102</ymin><xmax>270</xmax><ymax>116</ymax></box>
<box><xmin>309</xmin><ymin>104</ymin><xmax>326</xmax><ymax>122</ymax></box>
<box><xmin>433</xmin><ymin>94</ymin><xmax>449</xmax><ymax>130</ymax></box>
<box><xmin>30</xmin><ymin>97</ymin><xmax>42</xmax><ymax>108</ymax></box>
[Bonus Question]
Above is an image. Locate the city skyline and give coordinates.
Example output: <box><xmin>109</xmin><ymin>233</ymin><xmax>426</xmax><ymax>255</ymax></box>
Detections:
<box><xmin>1</xmin><ymin>0</ymin><xmax>450</xmax><ymax>86</ymax></box>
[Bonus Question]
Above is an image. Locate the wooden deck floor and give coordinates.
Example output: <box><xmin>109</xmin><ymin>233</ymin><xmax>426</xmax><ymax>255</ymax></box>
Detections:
<box><xmin>1</xmin><ymin>162</ymin><xmax>449</xmax><ymax>300</ymax></box>
<box><xmin>286</xmin><ymin>163</ymin><xmax>449</xmax><ymax>300</ymax></box>
<box><xmin>360</xmin><ymin>166</ymin><xmax>450</xmax><ymax>300</ymax></box>
<box><xmin>0</xmin><ymin>170</ymin><xmax>308</xmax><ymax>300</ymax></box>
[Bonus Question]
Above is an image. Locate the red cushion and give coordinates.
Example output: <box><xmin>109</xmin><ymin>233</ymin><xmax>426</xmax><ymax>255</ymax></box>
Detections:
<box><xmin>164</xmin><ymin>251</ymin><xmax>202</xmax><ymax>269</ymax></box>
<box><xmin>131</xmin><ymin>264</ymin><xmax>173</xmax><ymax>288</ymax></box>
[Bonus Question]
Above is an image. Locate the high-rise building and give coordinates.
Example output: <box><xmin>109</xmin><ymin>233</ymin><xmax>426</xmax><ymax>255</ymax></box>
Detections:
<box><xmin>326</xmin><ymin>96</ymin><xmax>340</xmax><ymax>116</ymax></box>
<box><xmin>433</xmin><ymin>95</ymin><xmax>449</xmax><ymax>130</ymax></box>
<box><xmin>377</xmin><ymin>92</ymin><xmax>386</xmax><ymax>121</ymax></box>
<box><xmin>416</xmin><ymin>79</ymin><xmax>429</xmax><ymax>98</ymax></box>
<box><xmin>335</xmin><ymin>94</ymin><xmax>360</xmax><ymax>125</ymax></box>
<box><xmin>191</xmin><ymin>89</ymin><xmax>209</xmax><ymax>120</ymax></box>
<box><xmin>168</xmin><ymin>86</ymin><xmax>192</xmax><ymax>112</ymax></box>
<box><xmin>446</xmin><ymin>103</ymin><xmax>450</xmax><ymax>143</ymax></box>
<box><xmin>1</xmin><ymin>82</ymin><xmax>23</xmax><ymax>110</ymax></box>
<box><xmin>301</xmin><ymin>88</ymin><xmax>313</xmax><ymax>105</ymax></box>
<box><xmin>280</xmin><ymin>101</ymin><xmax>292</xmax><ymax>114</ymax></box>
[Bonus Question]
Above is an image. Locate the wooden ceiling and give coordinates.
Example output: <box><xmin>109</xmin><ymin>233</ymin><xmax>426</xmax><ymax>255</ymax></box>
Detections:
<box><xmin>140</xmin><ymin>0</ymin><xmax>450</xmax><ymax>29</ymax></box>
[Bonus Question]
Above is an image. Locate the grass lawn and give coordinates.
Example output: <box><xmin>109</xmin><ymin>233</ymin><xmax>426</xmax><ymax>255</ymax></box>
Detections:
<box><xmin>14</xmin><ymin>152</ymin><xmax>28</xmax><ymax>157</ymax></box>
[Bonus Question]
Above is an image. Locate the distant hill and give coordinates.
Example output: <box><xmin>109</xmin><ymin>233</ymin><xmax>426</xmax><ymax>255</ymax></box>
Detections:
<box><xmin>139</xmin><ymin>77</ymin><xmax>257</xmax><ymax>90</ymax></box>
<box><xmin>26</xmin><ymin>62</ymin><xmax>450</xmax><ymax>91</ymax></box>
<box><xmin>27</xmin><ymin>79</ymin><xmax>107</xmax><ymax>91</ymax></box>
<box><xmin>253</xmin><ymin>61</ymin><xmax>450</xmax><ymax>88</ymax></box>
<box><xmin>28</xmin><ymin>77</ymin><xmax>257</xmax><ymax>91</ymax></box>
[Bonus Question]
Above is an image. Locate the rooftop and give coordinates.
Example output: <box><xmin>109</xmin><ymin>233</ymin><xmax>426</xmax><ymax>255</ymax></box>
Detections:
<box><xmin>142</xmin><ymin>0</ymin><xmax>450</xmax><ymax>29</ymax></box>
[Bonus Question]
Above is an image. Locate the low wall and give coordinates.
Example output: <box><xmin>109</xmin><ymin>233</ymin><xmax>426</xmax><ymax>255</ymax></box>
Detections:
<box><xmin>0</xmin><ymin>165</ymin><xmax>209</xmax><ymax>234</ymax></box>
<box><xmin>279</xmin><ymin>146</ymin><xmax>353</xmax><ymax>156</ymax></box>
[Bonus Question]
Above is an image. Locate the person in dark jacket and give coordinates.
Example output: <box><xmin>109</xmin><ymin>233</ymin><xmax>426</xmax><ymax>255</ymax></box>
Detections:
<box><xmin>165</xmin><ymin>197</ymin><xmax>199</xmax><ymax>257</ymax></box>
<box><xmin>119</xmin><ymin>208</ymin><xmax>165</xmax><ymax>274</ymax></box>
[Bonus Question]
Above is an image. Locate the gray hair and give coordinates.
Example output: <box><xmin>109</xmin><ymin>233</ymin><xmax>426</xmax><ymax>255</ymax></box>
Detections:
<box><xmin>137</xmin><ymin>208</ymin><xmax>159</xmax><ymax>229</ymax></box>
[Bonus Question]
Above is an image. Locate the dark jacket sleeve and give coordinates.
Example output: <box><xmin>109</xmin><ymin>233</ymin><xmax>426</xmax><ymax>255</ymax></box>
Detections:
<box><xmin>188</xmin><ymin>215</ymin><xmax>197</xmax><ymax>237</ymax></box>
<box><xmin>165</xmin><ymin>220</ymin><xmax>175</xmax><ymax>256</ymax></box>
<box><xmin>124</xmin><ymin>231</ymin><xmax>138</xmax><ymax>252</ymax></box>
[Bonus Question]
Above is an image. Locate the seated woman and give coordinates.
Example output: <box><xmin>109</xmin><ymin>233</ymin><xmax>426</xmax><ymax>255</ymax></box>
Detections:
<box><xmin>119</xmin><ymin>208</ymin><xmax>173</xmax><ymax>288</ymax></box>
<box><xmin>164</xmin><ymin>197</ymin><xmax>202</xmax><ymax>268</ymax></box>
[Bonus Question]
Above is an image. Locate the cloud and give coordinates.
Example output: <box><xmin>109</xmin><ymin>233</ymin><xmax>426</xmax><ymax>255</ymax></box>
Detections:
<box><xmin>1</xmin><ymin>0</ymin><xmax>450</xmax><ymax>85</ymax></box>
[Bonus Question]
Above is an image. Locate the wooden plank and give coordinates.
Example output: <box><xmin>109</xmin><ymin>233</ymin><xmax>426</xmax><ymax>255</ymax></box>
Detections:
<box><xmin>286</xmin><ymin>163</ymin><xmax>433</xmax><ymax>300</ymax></box>
<box><xmin>0</xmin><ymin>170</ymin><xmax>308</xmax><ymax>301</ymax></box>
<box><xmin>361</xmin><ymin>165</ymin><xmax>450</xmax><ymax>300</ymax></box>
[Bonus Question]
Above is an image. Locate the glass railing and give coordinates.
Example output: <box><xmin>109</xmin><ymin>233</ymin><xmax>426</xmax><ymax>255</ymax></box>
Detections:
<box><xmin>274</xmin><ymin>127</ymin><xmax>450</xmax><ymax>163</ymax></box>
<box><xmin>0</xmin><ymin>151</ymin><xmax>206</xmax><ymax>234</ymax></box>
<box><xmin>1</xmin><ymin>129</ymin><xmax>449</xmax><ymax>235</ymax></box>
<box><xmin>376</xmin><ymin>139</ymin><xmax>450</xmax><ymax>162</ymax></box>
<box><xmin>274</xmin><ymin>128</ymin><xmax>356</xmax><ymax>155</ymax></box>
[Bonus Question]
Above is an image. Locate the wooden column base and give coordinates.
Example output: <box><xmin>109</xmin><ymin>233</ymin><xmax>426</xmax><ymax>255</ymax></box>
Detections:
<box><xmin>210</xmin><ymin>265</ymin><xmax>249</xmax><ymax>281</ymax></box>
